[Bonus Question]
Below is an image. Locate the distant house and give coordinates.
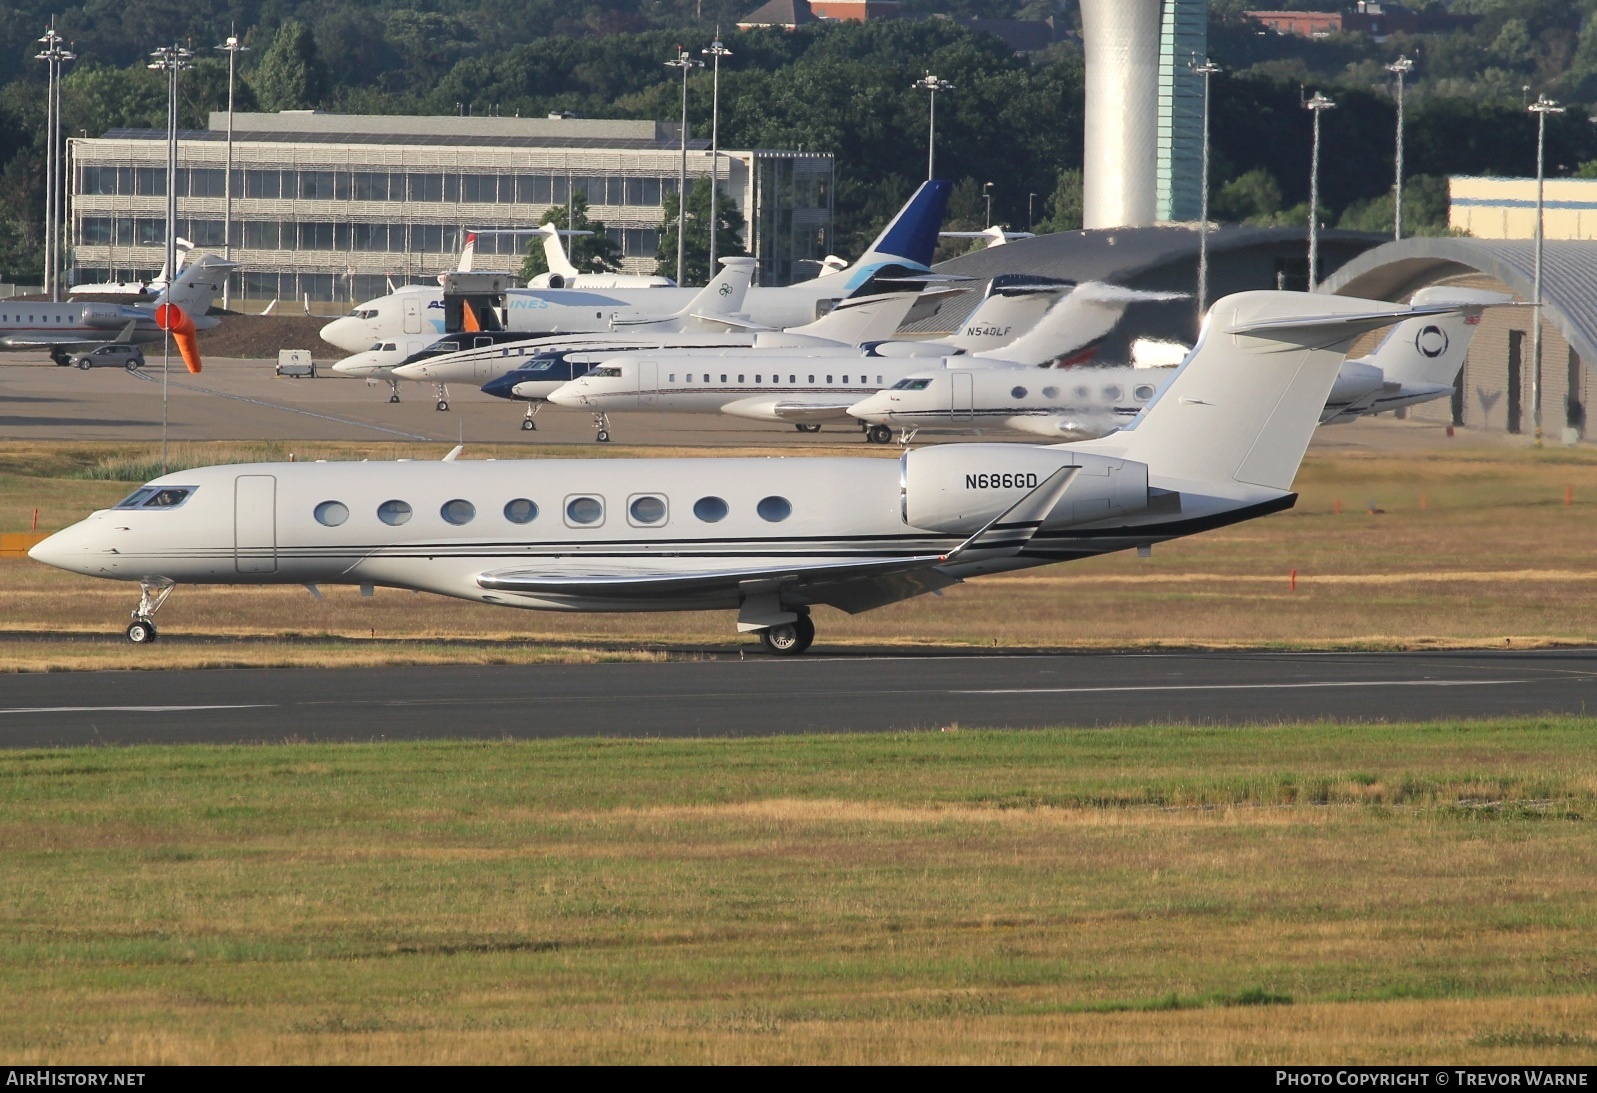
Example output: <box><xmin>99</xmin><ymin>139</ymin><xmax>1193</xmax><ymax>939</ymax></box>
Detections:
<box><xmin>1245</xmin><ymin>3</ymin><xmax>1480</xmax><ymax>38</ymax></box>
<box><xmin>736</xmin><ymin>0</ymin><xmax>818</xmax><ymax>31</ymax></box>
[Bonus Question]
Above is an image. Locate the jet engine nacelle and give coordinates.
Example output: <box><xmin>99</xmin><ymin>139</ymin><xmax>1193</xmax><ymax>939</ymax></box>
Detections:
<box><xmin>81</xmin><ymin>304</ymin><xmax>128</xmax><ymax>328</ymax></box>
<box><xmin>1326</xmin><ymin>360</ymin><xmax>1385</xmax><ymax>410</ymax></box>
<box><xmin>901</xmin><ymin>443</ymin><xmax>1149</xmax><ymax>535</ymax></box>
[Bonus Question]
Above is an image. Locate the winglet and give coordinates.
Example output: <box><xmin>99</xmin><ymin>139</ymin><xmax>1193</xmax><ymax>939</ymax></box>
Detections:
<box><xmin>442</xmin><ymin>444</ymin><xmax>464</xmax><ymax>462</ymax></box>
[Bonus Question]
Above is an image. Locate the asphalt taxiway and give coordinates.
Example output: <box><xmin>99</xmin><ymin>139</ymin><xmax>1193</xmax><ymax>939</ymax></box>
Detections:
<box><xmin>0</xmin><ymin>648</ymin><xmax>1593</xmax><ymax>747</ymax></box>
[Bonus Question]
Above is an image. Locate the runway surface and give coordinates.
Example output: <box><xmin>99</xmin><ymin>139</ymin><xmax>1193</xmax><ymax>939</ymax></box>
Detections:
<box><xmin>1</xmin><ymin>648</ymin><xmax>1594</xmax><ymax>747</ymax></box>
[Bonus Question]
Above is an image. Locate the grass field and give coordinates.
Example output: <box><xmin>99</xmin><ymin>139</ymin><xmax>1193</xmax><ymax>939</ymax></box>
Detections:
<box><xmin>5</xmin><ymin>439</ymin><xmax>1597</xmax><ymax>666</ymax></box>
<box><xmin>1</xmin><ymin>720</ymin><xmax>1594</xmax><ymax>1064</ymax></box>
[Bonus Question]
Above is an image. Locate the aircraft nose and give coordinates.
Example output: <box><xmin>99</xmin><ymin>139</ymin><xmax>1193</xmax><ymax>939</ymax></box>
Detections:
<box><xmin>320</xmin><ymin>317</ymin><xmax>367</xmax><ymax>353</ymax></box>
<box><xmin>27</xmin><ymin>524</ymin><xmax>99</xmax><ymax>576</ymax></box>
<box><xmin>391</xmin><ymin>362</ymin><xmax>425</xmax><ymax>380</ymax></box>
<box><xmin>847</xmin><ymin>396</ymin><xmax>886</xmax><ymax>422</ymax></box>
<box><xmin>546</xmin><ymin>386</ymin><xmax>585</xmax><ymax>407</ymax></box>
<box><xmin>331</xmin><ymin>355</ymin><xmax>375</xmax><ymax>376</ymax></box>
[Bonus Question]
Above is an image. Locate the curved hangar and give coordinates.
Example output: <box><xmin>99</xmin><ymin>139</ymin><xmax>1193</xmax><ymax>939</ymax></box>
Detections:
<box><xmin>1322</xmin><ymin>238</ymin><xmax>1597</xmax><ymax>440</ymax></box>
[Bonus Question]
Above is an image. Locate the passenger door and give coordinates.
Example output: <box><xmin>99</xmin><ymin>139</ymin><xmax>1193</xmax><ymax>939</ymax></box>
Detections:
<box><xmin>639</xmin><ymin>361</ymin><xmax>658</xmax><ymax>406</ymax></box>
<box><xmin>951</xmin><ymin>372</ymin><xmax>974</xmax><ymax>421</ymax></box>
<box><xmin>234</xmin><ymin>475</ymin><xmax>277</xmax><ymax>574</ymax></box>
<box><xmin>402</xmin><ymin>296</ymin><xmax>422</xmax><ymax>335</ymax></box>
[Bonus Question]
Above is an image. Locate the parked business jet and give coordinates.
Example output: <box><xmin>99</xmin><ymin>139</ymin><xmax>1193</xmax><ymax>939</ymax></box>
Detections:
<box><xmin>3</xmin><ymin>254</ymin><xmax>235</xmax><ymax>364</ymax></box>
<box><xmin>68</xmin><ymin>238</ymin><xmax>194</xmax><ymax>302</ymax></box>
<box><xmin>330</xmin><ymin>256</ymin><xmax>759</xmax><ymax>409</ymax></box>
<box><xmin>519</xmin><ymin>225</ymin><xmax>676</xmax><ymax>289</ymax></box>
<box><xmin>544</xmin><ymin>282</ymin><xmax>1183</xmax><ymax>442</ymax></box>
<box><xmin>849</xmin><ymin>287</ymin><xmax>1509</xmax><ymax>440</ymax></box>
<box><xmin>319</xmin><ymin>179</ymin><xmax>954</xmax><ymax>353</ymax></box>
<box><xmin>30</xmin><ymin>291</ymin><xmax>1443</xmax><ymax>653</ymax></box>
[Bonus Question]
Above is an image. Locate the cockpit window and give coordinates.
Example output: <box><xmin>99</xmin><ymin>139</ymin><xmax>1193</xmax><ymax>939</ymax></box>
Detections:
<box><xmin>590</xmin><ymin>367</ymin><xmax>624</xmax><ymax>378</ymax></box>
<box><xmin>890</xmin><ymin>378</ymin><xmax>932</xmax><ymax>391</ymax></box>
<box><xmin>350</xmin><ymin>308</ymin><xmax>378</xmax><ymax>320</ymax></box>
<box><xmin>381</xmin><ymin>342</ymin><xmax>396</xmax><ymax>352</ymax></box>
<box><xmin>114</xmin><ymin>487</ymin><xmax>156</xmax><ymax>508</ymax></box>
<box><xmin>118</xmin><ymin>487</ymin><xmax>194</xmax><ymax>509</ymax></box>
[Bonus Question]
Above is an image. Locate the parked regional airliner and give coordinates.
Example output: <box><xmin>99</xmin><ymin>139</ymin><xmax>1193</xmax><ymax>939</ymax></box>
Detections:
<box><xmin>30</xmin><ymin>291</ymin><xmax>1445</xmax><ymax>654</ymax></box>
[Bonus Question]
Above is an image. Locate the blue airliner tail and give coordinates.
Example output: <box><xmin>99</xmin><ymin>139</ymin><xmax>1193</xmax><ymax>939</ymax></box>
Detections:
<box><xmin>857</xmin><ymin>179</ymin><xmax>951</xmax><ymax>269</ymax></box>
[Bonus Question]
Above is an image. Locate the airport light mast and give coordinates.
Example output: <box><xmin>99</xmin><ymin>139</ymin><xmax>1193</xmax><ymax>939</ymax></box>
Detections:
<box><xmin>216</xmin><ymin>31</ymin><xmax>247</xmax><ymax>309</ymax></box>
<box><xmin>913</xmin><ymin>73</ymin><xmax>952</xmax><ymax>181</ymax></box>
<box><xmin>1191</xmin><ymin>55</ymin><xmax>1222</xmax><ymax>323</ymax></box>
<box><xmin>665</xmin><ymin>49</ymin><xmax>703</xmax><ymax>286</ymax></box>
<box><xmin>1529</xmin><ymin>93</ymin><xmax>1565</xmax><ymax>448</ymax></box>
<box><xmin>1385</xmin><ymin>55</ymin><xmax>1413</xmax><ymax>241</ymax></box>
<box><xmin>148</xmin><ymin>42</ymin><xmax>191</xmax><ymax>475</ymax></box>
<box><xmin>1303</xmin><ymin>90</ymin><xmax>1336</xmax><ymax>291</ymax></box>
<box><xmin>703</xmin><ymin>34</ymin><xmax>731</xmax><ymax>278</ymax></box>
<box><xmin>35</xmin><ymin>25</ymin><xmax>75</xmax><ymax>302</ymax></box>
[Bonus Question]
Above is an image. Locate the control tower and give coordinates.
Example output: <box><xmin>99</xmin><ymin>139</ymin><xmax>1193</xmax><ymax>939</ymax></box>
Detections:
<box><xmin>1080</xmin><ymin>0</ymin><xmax>1207</xmax><ymax>229</ymax></box>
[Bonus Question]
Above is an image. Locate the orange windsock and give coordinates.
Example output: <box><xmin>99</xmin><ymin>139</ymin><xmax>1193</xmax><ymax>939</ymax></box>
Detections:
<box><xmin>461</xmin><ymin>299</ymin><xmax>482</xmax><ymax>332</ymax></box>
<box><xmin>154</xmin><ymin>302</ymin><xmax>202</xmax><ymax>374</ymax></box>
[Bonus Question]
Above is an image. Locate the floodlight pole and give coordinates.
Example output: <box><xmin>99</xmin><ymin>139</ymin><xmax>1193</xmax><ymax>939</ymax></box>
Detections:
<box><xmin>36</xmin><ymin>25</ymin><xmax>75</xmax><ymax>301</ymax></box>
<box><xmin>983</xmin><ymin>181</ymin><xmax>993</xmax><ymax>228</ymax></box>
<box><xmin>216</xmin><ymin>31</ymin><xmax>247</xmax><ymax>309</ymax></box>
<box><xmin>149</xmin><ymin>43</ymin><xmax>191</xmax><ymax>475</ymax></box>
<box><xmin>665</xmin><ymin>49</ymin><xmax>702</xmax><ymax>285</ymax></box>
<box><xmin>914</xmin><ymin>73</ymin><xmax>952</xmax><ymax>180</ymax></box>
<box><xmin>1530</xmin><ymin>94</ymin><xmax>1564</xmax><ymax>449</ymax></box>
<box><xmin>1303</xmin><ymin>91</ymin><xmax>1336</xmax><ymax>291</ymax></box>
<box><xmin>1192</xmin><ymin>56</ymin><xmax>1222</xmax><ymax>323</ymax></box>
<box><xmin>1385</xmin><ymin>55</ymin><xmax>1413</xmax><ymax>241</ymax></box>
<box><xmin>703</xmin><ymin>34</ymin><xmax>731</xmax><ymax>276</ymax></box>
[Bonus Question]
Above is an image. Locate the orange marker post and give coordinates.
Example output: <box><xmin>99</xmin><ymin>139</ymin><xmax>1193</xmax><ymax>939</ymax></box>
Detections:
<box><xmin>1334</xmin><ymin>498</ymin><xmax>1342</xmax><ymax>516</ymax></box>
<box><xmin>1290</xmin><ymin>569</ymin><xmax>1297</xmax><ymax>591</ymax></box>
<box><xmin>154</xmin><ymin>303</ymin><xmax>202</xmax><ymax>374</ymax></box>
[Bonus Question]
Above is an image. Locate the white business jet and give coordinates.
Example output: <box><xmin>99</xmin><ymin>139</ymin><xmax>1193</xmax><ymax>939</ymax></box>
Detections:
<box><xmin>331</xmin><ymin>257</ymin><xmax>758</xmax><ymax>409</ymax></box>
<box><xmin>518</xmin><ymin>225</ymin><xmax>676</xmax><ymax>289</ymax></box>
<box><xmin>318</xmin><ymin>179</ymin><xmax>954</xmax><ymax>354</ymax></box>
<box><xmin>68</xmin><ymin>237</ymin><xmax>194</xmax><ymax>302</ymax></box>
<box><xmin>849</xmin><ymin>286</ymin><xmax>1510</xmax><ymax>440</ymax></box>
<box><xmin>1</xmin><ymin>253</ymin><xmax>235</xmax><ymax>365</ymax></box>
<box><xmin>29</xmin><ymin>290</ymin><xmax>1445</xmax><ymax>653</ymax></box>
<box><xmin>545</xmin><ymin>282</ymin><xmax>1183</xmax><ymax>442</ymax></box>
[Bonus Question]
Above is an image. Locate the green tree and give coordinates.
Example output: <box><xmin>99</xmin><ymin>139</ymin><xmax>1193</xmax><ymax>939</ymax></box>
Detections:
<box><xmin>655</xmin><ymin>177</ymin><xmax>747</xmax><ymax>286</ymax></box>
<box><xmin>519</xmin><ymin>189</ymin><xmax>623</xmax><ymax>281</ymax></box>
<box><xmin>1035</xmin><ymin>167</ymin><xmax>1083</xmax><ymax>234</ymax></box>
<box><xmin>254</xmin><ymin>20</ymin><xmax>327</xmax><ymax>112</ymax></box>
<box><xmin>1211</xmin><ymin>168</ymin><xmax>1283</xmax><ymax>223</ymax></box>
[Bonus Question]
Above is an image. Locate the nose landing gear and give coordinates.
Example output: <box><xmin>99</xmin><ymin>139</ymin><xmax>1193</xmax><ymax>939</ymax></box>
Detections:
<box><xmin>520</xmin><ymin>402</ymin><xmax>541</xmax><ymax>431</ymax></box>
<box><xmin>126</xmin><ymin>577</ymin><xmax>175</xmax><ymax>644</ymax></box>
<box><xmin>387</xmin><ymin>377</ymin><xmax>401</xmax><ymax>404</ymax></box>
<box><xmin>592</xmin><ymin>411</ymin><xmax>612</xmax><ymax>443</ymax></box>
<box><xmin>433</xmin><ymin>382</ymin><xmax>451</xmax><ymax>411</ymax></box>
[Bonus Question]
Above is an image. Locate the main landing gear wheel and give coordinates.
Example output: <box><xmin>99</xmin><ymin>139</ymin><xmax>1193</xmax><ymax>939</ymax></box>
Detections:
<box><xmin>126</xmin><ymin>618</ymin><xmax>158</xmax><ymax>644</ymax></box>
<box><xmin>865</xmin><ymin>424</ymin><xmax>892</xmax><ymax>445</ymax></box>
<box><xmin>794</xmin><ymin>423</ymin><xmax>822</xmax><ymax>433</ymax></box>
<box><xmin>759</xmin><ymin>614</ymin><xmax>815</xmax><ymax>656</ymax></box>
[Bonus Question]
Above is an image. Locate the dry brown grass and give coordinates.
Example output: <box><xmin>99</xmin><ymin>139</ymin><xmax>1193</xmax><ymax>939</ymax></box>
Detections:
<box><xmin>7</xmin><ymin>440</ymin><xmax>1597</xmax><ymax>664</ymax></box>
<box><xmin>3</xmin><ymin>724</ymin><xmax>1595</xmax><ymax>1064</ymax></box>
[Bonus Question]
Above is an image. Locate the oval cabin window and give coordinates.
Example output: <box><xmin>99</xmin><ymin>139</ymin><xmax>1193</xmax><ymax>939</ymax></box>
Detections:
<box><xmin>377</xmin><ymin>500</ymin><xmax>412</xmax><ymax>526</ymax></box>
<box><xmin>756</xmin><ymin>496</ymin><xmax>792</xmax><ymax>523</ymax></box>
<box><xmin>504</xmin><ymin>498</ymin><xmax>538</xmax><ymax>524</ymax></box>
<box><xmin>693</xmin><ymin>496</ymin><xmax>729</xmax><ymax>523</ymax></box>
<box><xmin>566</xmin><ymin>496</ymin><xmax>604</xmax><ymax>525</ymax></box>
<box><xmin>314</xmin><ymin>501</ymin><xmax>349</xmax><ymax>527</ymax></box>
<box><xmin>441</xmin><ymin>499</ymin><xmax>476</xmax><ymax>525</ymax></box>
<box><xmin>629</xmin><ymin>495</ymin><xmax>667</xmax><ymax>525</ymax></box>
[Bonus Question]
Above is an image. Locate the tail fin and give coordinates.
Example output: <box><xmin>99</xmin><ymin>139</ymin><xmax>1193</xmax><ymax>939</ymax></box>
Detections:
<box><xmin>537</xmin><ymin>224</ymin><xmax>584</xmax><ymax>280</ymax></box>
<box><xmin>1355</xmin><ymin>286</ymin><xmax>1513</xmax><ymax>388</ymax></box>
<box><xmin>979</xmin><ymin>282</ymin><xmax>1186</xmax><ymax>368</ymax></box>
<box><xmin>1078</xmin><ymin>292</ymin><xmax>1446</xmax><ymax>492</ymax></box>
<box><xmin>850</xmin><ymin>179</ymin><xmax>952</xmax><ymax>270</ymax></box>
<box><xmin>156</xmin><ymin>253</ymin><xmax>236</xmax><ymax>318</ymax></box>
<box><xmin>938</xmin><ymin>275</ymin><xmax>1075</xmax><ymax>352</ymax></box>
<box><xmin>457</xmin><ymin>232</ymin><xmax>477</xmax><ymax>272</ymax></box>
<box><xmin>787</xmin><ymin>292</ymin><xmax>920</xmax><ymax>345</ymax></box>
<box><xmin>679</xmin><ymin>256</ymin><xmax>756</xmax><ymax>326</ymax></box>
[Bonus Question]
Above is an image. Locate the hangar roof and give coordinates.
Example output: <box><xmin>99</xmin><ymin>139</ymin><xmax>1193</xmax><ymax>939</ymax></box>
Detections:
<box><xmin>1320</xmin><ymin>236</ymin><xmax>1597</xmax><ymax>367</ymax></box>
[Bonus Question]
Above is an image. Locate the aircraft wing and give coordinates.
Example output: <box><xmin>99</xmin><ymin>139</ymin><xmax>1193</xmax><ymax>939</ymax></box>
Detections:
<box><xmin>0</xmin><ymin>332</ymin><xmax>141</xmax><ymax>350</ymax></box>
<box><xmin>476</xmin><ymin>553</ymin><xmax>958</xmax><ymax>613</ymax></box>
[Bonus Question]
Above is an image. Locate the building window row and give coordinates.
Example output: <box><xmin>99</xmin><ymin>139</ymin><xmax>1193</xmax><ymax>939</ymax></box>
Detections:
<box><xmin>79</xmin><ymin>217</ymin><xmax>661</xmax><ymax>260</ymax></box>
<box><xmin>79</xmin><ymin>165</ymin><xmax>681</xmax><ymax>207</ymax></box>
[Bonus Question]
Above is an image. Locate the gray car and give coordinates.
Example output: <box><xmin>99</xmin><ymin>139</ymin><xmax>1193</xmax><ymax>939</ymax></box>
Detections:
<box><xmin>68</xmin><ymin>344</ymin><xmax>146</xmax><ymax>370</ymax></box>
